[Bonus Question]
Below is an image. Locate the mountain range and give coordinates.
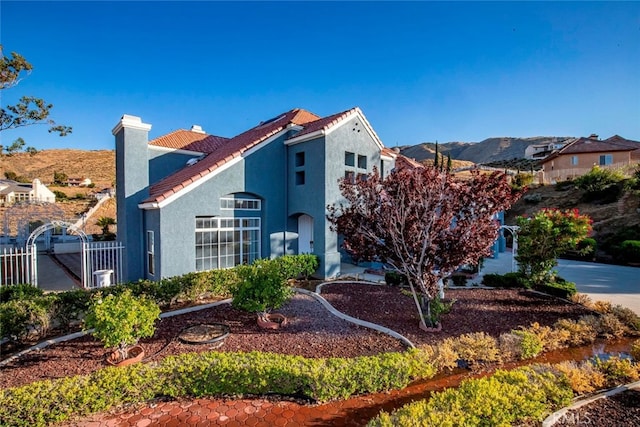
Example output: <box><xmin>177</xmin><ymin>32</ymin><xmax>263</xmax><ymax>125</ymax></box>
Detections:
<box><xmin>399</xmin><ymin>136</ymin><xmax>573</xmax><ymax>165</ymax></box>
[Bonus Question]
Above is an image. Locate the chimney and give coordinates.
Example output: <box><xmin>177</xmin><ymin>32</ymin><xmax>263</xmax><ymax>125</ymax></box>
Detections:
<box><xmin>589</xmin><ymin>133</ymin><xmax>599</xmax><ymax>140</ymax></box>
<box><xmin>190</xmin><ymin>125</ymin><xmax>205</xmax><ymax>134</ymax></box>
<box><xmin>112</xmin><ymin>115</ymin><xmax>152</xmax><ymax>282</ymax></box>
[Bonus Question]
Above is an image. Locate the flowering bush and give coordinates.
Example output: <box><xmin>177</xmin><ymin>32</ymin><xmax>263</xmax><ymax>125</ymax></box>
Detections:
<box><xmin>516</xmin><ymin>208</ymin><xmax>592</xmax><ymax>286</ymax></box>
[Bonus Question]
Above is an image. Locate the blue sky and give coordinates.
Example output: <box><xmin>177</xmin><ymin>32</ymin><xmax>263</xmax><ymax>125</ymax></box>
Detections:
<box><xmin>1</xmin><ymin>1</ymin><xmax>639</xmax><ymax>151</ymax></box>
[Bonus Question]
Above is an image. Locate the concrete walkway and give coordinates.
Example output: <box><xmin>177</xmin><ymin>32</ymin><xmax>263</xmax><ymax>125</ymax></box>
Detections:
<box><xmin>37</xmin><ymin>253</ymin><xmax>80</xmax><ymax>292</ymax></box>
<box><xmin>479</xmin><ymin>252</ymin><xmax>640</xmax><ymax>314</ymax></box>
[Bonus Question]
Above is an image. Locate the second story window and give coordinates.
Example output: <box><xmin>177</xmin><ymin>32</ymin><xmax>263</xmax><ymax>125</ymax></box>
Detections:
<box><xmin>221</xmin><ymin>198</ymin><xmax>261</xmax><ymax>210</ymax></box>
<box><xmin>345</xmin><ymin>151</ymin><xmax>355</xmax><ymax>167</ymax></box>
<box><xmin>295</xmin><ymin>151</ymin><xmax>305</xmax><ymax>167</ymax></box>
<box><xmin>358</xmin><ymin>155</ymin><xmax>367</xmax><ymax>169</ymax></box>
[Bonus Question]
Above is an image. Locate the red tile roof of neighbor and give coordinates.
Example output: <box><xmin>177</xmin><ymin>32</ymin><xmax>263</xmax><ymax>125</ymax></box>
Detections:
<box><xmin>143</xmin><ymin>108</ymin><xmax>323</xmax><ymax>205</ymax></box>
<box><xmin>541</xmin><ymin>135</ymin><xmax>640</xmax><ymax>163</ymax></box>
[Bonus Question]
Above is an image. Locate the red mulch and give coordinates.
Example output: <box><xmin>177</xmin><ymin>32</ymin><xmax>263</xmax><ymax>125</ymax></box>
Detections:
<box><xmin>0</xmin><ymin>285</ymin><xmax>593</xmax><ymax>390</ymax></box>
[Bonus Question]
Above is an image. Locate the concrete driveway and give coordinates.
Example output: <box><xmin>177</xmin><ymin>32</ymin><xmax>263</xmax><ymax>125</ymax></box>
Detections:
<box><xmin>480</xmin><ymin>254</ymin><xmax>640</xmax><ymax>314</ymax></box>
<box><xmin>555</xmin><ymin>259</ymin><xmax>640</xmax><ymax>314</ymax></box>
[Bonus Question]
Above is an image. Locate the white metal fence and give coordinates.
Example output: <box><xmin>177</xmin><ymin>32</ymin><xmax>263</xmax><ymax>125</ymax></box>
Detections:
<box><xmin>82</xmin><ymin>241</ymin><xmax>124</xmax><ymax>289</ymax></box>
<box><xmin>0</xmin><ymin>246</ymin><xmax>36</xmax><ymax>286</ymax></box>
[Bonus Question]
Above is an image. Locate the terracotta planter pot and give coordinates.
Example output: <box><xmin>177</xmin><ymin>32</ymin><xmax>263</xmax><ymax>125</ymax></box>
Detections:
<box><xmin>257</xmin><ymin>313</ymin><xmax>287</xmax><ymax>330</ymax></box>
<box><xmin>105</xmin><ymin>344</ymin><xmax>145</xmax><ymax>367</ymax></box>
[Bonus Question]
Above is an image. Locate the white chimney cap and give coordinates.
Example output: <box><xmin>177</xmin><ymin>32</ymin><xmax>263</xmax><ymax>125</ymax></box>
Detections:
<box><xmin>191</xmin><ymin>125</ymin><xmax>205</xmax><ymax>134</ymax></box>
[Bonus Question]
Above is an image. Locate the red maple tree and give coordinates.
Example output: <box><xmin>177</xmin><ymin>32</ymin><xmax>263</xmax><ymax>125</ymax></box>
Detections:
<box><xmin>327</xmin><ymin>166</ymin><xmax>521</xmax><ymax>329</ymax></box>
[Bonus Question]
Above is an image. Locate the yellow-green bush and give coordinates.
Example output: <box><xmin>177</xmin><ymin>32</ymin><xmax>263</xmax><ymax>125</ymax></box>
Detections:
<box><xmin>554</xmin><ymin>360</ymin><xmax>606</xmax><ymax>394</ymax></box>
<box><xmin>554</xmin><ymin>318</ymin><xmax>598</xmax><ymax>345</ymax></box>
<box><xmin>450</xmin><ymin>332</ymin><xmax>501</xmax><ymax>366</ymax></box>
<box><xmin>513</xmin><ymin>329</ymin><xmax>544</xmax><ymax>359</ymax></box>
<box><xmin>368</xmin><ymin>366</ymin><xmax>572</xmax><ymax>427</ymax></box>
<box><xmin>594</xmin><ymin>356</ymin><xmax>640</xmax><ymax>387</ymax></box>
<box><xmin>632</xmin><ymin>339</ymin><xmax>640</xmax><ymax>361</ymax></box>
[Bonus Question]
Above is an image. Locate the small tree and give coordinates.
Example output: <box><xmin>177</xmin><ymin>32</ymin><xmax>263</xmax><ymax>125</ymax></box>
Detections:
<box><xmin>96</xmin><ymin>216</ymin><xmax>116</xmax><ymax>240</ymax></box>
<box><xmin>84</xmin><ymin>290</ymin><xmax>160</xmax><ymax>360</ymax></box>
<box><xmin>516</xmin><ymin>208</ymin><xmax>592</xmax><ymax>286</ymax></box>
<box><xmin>53</xmin><ymin>171</ymin><xmax>68</xmax><ymax>186</ymax></box>
<box><xmin>230</xmin><ymin>258</ymin><xmax>294</xmax><ymax>322</ymax></box>
<box><xmin>328</xmin><ymin>166</ymin><xmax>520</xmax><ymax>329</ymax></box>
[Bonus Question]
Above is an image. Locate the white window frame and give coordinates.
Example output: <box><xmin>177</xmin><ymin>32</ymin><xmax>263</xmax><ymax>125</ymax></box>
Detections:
<box><xmin>195</xmin><ymin>217</ymin><xmax>261</xmax><ymax>271</ymax></box>
<box><xmin>220</xmin><ymin>197</ymin><xmax>261</xmax><ymax>211</ymax></box>
<box><xmin>147</xmin><ymin>231</ymin><xmax>155</xmax><ymax>276</ymax></box>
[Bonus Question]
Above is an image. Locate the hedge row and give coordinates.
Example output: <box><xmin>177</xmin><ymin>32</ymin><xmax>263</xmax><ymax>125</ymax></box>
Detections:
<box><xmin>0</xmin><ymin>254</ymin><xmax>318</xmax><ymax>343</ymax></box>
<box><xmin>0</xmin><ymin>349</ymin><xmax>436</xmax><ymax>427</ymax></box>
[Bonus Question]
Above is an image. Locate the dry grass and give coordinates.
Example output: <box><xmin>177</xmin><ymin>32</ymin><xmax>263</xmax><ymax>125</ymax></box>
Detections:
<box><xmin>0</xmin><ymin>149</ymin><xmax>114</xmax><ymax>189</ymax></box>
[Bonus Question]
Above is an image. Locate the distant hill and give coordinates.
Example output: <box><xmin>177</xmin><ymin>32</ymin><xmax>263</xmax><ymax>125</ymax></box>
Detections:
<box><xmin>400</xmin><ymin>137</ymin><xmax>573</xmax><ymax>165</ymax></box>
<box><xmin>0</xmin><ymin>149</ymin><xmax>115</xmax><ymax>188</ymax></box>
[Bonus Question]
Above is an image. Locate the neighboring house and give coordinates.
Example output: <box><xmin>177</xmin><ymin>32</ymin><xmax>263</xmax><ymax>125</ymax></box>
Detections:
<box><xmin>67</xmin><ymin>177</ymin><xmax>92</xmax><ymax>187</ymax></box>
<box><xmin>113</xmin><ymin>107</ymin><xmax>397</xmax><ymax>282</ymax></box>
<box><xmin>0</xmin><ymin>179</ymin><xmax>56</xmax><ymax>206</ymax></box>
<box><xmin>539</xmin><ymin>134</ymin><xmax>640</xmax><ymax>183</ymax></box>
<box><xmin>524</xmin><ymin>138</ymin><xmax>573</xmax><ymax>160</ymax></box>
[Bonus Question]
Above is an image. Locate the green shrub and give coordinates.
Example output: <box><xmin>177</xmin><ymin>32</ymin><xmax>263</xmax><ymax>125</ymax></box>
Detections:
<box><xmin>384</xmin><ymin>271</ymin><xmax>408</xmax><ymax>287</ymax></box>
<box><xmin>84</xmin><ymin>290</ymin><xmax>160</xmax><ymax>354</ymax></box>
<box><xmin>513</xmin><ymin>329</ymin><xmax>544</xmax><ymax>359</ymax></box>
<box><xmin>512</xmin><ymin>173</ymin><xmax>534</xmax><ymax>190</ymax></box>
<box><xmin>368</xmin><ymin>366</ymin><xmax>572</xmax><ymax>427</ymax></box>
<box><xmin>0</xmin><ymin>295</ymin><xmax>56</xmax><ymax>343</ymax></box>
<box><xmin>574</xmin><ymin>165</ymin><xmax>625</xmax><ymax>194</ymax></box>
<box><xmin>481</xmin><ymin>272</ymin><xmax>527</xmax><ymax>288</ymax></box>
<box><xmin>52</xmin><ymin>289</ymin><xmax>91</xmax><ymax>328</ymax></box>
<box><xmin>230</xmin><ymin>259</ymin><xmax>294</xmax><ymax>314</ymax></box>
<box><xmin>451</xmin><ymin>332</ymin><xmax>501</xmax><ymax>366</ymax></box>
<box><xmin>0</xmin><ymin>348</ymin><xmax>436</xmax><ymax>426</ymax></box>
<box><xmin>621</xmin><ymin>240</ymin><xmax>640</xmax><ymax>263</ymax></box>
<box><xmin>449</xmin><ymin>273</ymin><xmax>468</xmax><ymax>286</ymax></box>
<box><xmin>593</xmin><ymin>356</ymin><xmax>640</xmax><ymax>387</ymax></box>
<box><xmin>534</xmin><ymin>277</ymin><xmax>577</xmax><ymax>299</ymax></box>
<box><xmin>0</xmin><ymin>283</ymin><xmax>44</xmax><ymax>303</ymax></box>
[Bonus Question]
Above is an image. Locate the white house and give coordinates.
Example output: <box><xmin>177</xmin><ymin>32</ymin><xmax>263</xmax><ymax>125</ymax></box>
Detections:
<box><xmin>0</xmin><ymin>179</ymin><xmax>56</xmax><ymax>206</ymax></box>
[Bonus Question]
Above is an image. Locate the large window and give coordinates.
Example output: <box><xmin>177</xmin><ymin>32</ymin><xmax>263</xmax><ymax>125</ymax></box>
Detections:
<box><xmin>195</xmin><ymin>217</ymin><xmax>260</xmax><ymax>271</ymax></box>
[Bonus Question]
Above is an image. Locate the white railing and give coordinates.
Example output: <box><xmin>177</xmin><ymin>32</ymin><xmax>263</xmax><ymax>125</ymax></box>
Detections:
<box><xmin>82</xmin><ymin>241</ymin><xmax>124</xmax><ymax>288</ymax></box>
<box><xmin>0</xmin><ymin>246</ymin><xmax>36</xmax><ymax>287</ymax></box>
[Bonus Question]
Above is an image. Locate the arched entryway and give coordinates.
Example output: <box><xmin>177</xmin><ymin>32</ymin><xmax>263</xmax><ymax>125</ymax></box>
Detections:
<box><xmin>24</xmin><ymin>220</ymin><xmax>123</xmax><ymax>288</ymax></box>
<box><xmin>500</xmin><ymin>225</ymin><xmax>519</xmax><ymax>272</ymax></box>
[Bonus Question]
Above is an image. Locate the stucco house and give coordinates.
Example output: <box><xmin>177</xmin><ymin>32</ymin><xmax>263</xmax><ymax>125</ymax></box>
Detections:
<box><xmin>0</xmin><ymin>178</ymin><xmax>56</xmax><ymax>206</ymax></box>
<box><xmin>113</xmin><ymin>107</ymin><xmax>396</xmax><ymax>282</ymax></box>
<box><xmin>539</xmin><ymin>134</ymin><xmax>640</xmax><ymax>183</ymax></box>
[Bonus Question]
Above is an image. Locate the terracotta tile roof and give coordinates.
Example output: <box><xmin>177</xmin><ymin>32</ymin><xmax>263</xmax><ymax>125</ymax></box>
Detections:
<box><xmin>148</xmin><ymin>129</ymin><xmax>229</xmax><ymax>153</ymax></box>
<box><xmin>143</xmin><ymin>108</ymin><xmax>320</xmax><ymax>205</ymax></box>
<box><xmin>394</xmin><ymin>154</ymin><xmax>425</xmax><ymax>170</ymax></box>
<box><xmin>541</xmin><ymin>135</ymin><xmax>639</xmax><ymax>163</ymax></box>
<box><xmin>288</xmin><ymin>108</ymin><xmax>358</xmax><ymax>140</ymax></box>
<box><xmin>381</xmin><ymin>147</ymin><xmax>398</xmax><ymax>158</ymax></box>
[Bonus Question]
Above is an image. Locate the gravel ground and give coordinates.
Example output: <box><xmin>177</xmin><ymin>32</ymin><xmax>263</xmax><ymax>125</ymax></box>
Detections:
<box><xmin>552</xmin><ymin>389</ymin><xmax>640</xmax><ymax>426</ymax></box>
<box><xmin>1</xmin><ymin>285</ymin><xmax>594</xmax><ymax>390</ymax></box>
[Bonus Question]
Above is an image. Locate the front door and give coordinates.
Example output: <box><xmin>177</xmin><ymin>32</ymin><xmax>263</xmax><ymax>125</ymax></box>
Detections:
<box><xmin>298</xmin><ymin>214</ymin><xmax>314</xmax><ymax>254</ymax></box>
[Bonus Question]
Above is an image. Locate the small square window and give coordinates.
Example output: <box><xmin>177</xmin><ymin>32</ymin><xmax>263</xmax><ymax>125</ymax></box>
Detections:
<box><xmin>344</xmin><ymin>170</ymin><xmax>355</xmax><ymax>183</ymax></box>
<box><xmin>295</xmin><ymin>152</ymin><xmax>305</xmax><ymax>167</ymax></box>
<box><xmin>296</xmin><ymin>171</ymin><xmax>305</xmax><ymax>185</ymax></box>
<box><xmin>358</xmin><ymin>155</ymin><xmax>367</xmax><ymax>169</ymax></box>
<box><xmin>571</xmin><ymin>156</ymin><xmax>578</xmax><ymax>166</ymax></box>
<box><xmin>599</xmin><ymin>154</ymin><xmax>613</xmax><ymax>166</ymax></box>
<box><xmin>357</xmin><ymin>173</ymin><xmax>367</xmax><ymax>182</ymax></box>
<box><xmin>345</xmin><ymin>151</ymin><xmax>355</xmax><ymax>166</ymax></box>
